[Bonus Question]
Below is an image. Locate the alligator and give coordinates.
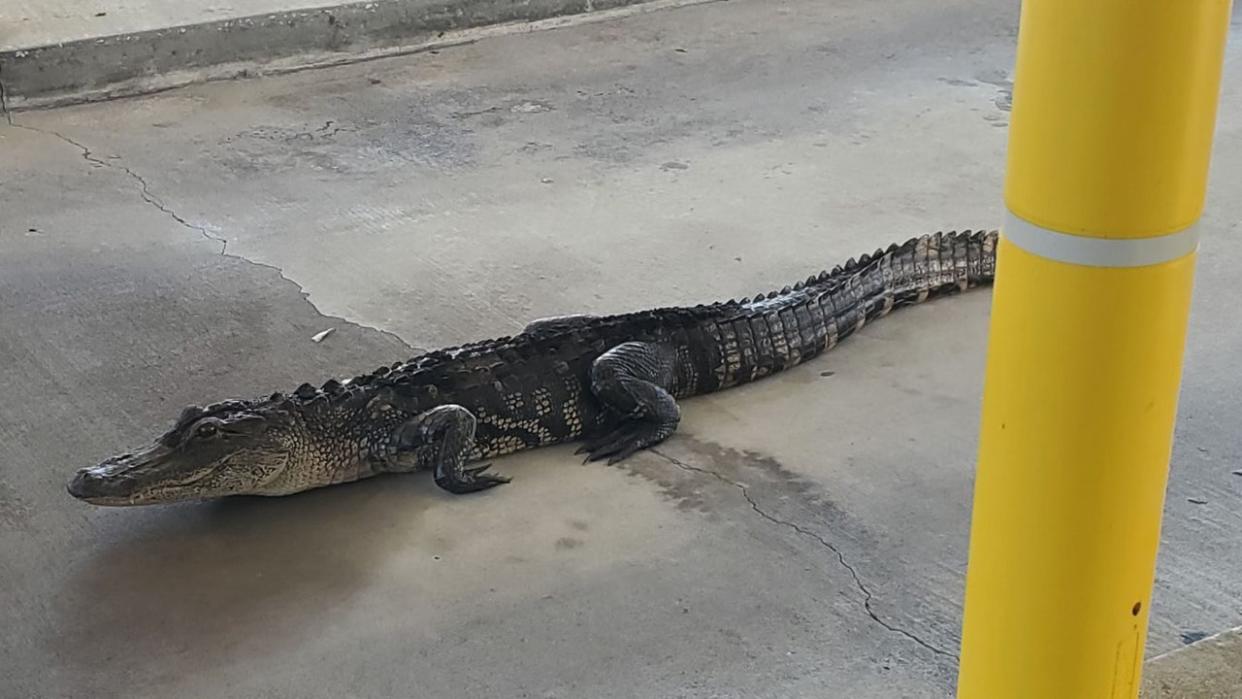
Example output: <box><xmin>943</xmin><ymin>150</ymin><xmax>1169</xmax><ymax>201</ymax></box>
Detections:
<box><xmin>67</xmin><ymin>228</ymin><xmax>998</xmax><ymax>506</ymax></box>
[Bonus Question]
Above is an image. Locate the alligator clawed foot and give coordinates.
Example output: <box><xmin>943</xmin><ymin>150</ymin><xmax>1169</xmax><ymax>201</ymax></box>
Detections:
<box><xmin>576</xmin><ymin>424</ymin><xmax>630</xmax><ymax>463</ymax></box>
<box><xmin>575</xmin><ymin>420</ymin><xmax>623</xmax><ymax>455</ymax></box>
<box><xmin>579</xmin><ymin>423</ymin><xmax>671</xmax><ymax>465</ymax></box>
<box><xmin>434</xmin><ymin>462</ymin><xmax>511</xmax><ymax>494</ymax></box>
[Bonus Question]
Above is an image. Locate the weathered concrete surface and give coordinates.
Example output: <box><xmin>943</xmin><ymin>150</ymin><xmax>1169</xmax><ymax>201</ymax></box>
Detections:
<box><xmin>0</xmin><ymin>0</ymin><xmax>702</xmax><ymax>109</ymax></box>
<box><xmin>1142</xmin><ymin>627</ymin><xmax>1242</xmax><ymax>699</ymax></box>
<box><xmin>1</xmin><ymin>0</ymin><xmax>1239</xmax><ymax>696</ymax></box>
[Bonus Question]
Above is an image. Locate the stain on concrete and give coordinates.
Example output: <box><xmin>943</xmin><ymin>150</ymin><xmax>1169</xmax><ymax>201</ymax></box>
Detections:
<box><xmin>1181</xmin><ymin>630</ymin><xmax>1211</xmax><ymax>645</ymax></box>
<box><xmin>943</xmin><ymin>70</ymin><xmax>1011</xmax><ymax>125</ymax></box>
<box><xmin>591</xmin><ymin>432</ymin><xmax>855</xmax><ymax>536</ymax></box>
<box><xmin>671</xmin><ymin>437</ymin><xmax>822</xmax><ymax>500</ymax></box>
<box><xmin>509</xmin><ymin>99</ymin><xmax>555</xmax><ymax>114</ymax></box>
<box><xmin>975</xmin><ymin>68</ymin><xmax>1013</xmax><ymax>112</ymax></box>
<box><xmin>588</xmin><ymin>434</ymin><xmax>837</xmax><ymax>518</ymax></box>
<box><xmin>0</xmin><ymin>479</ymin><xmax>33</xmax><ymax>530</ymax></box>
<box><xmin>555</xmin><ymin>536</ymin><xmax>584</xmax><ymax>550</ymax></box>
<box><xmin>217</xmin><ymin>109</ymin><xmax>477</xmax><ymax>174</ymax></box>
<box><xmin>993</xmin><ymin>90</ymin><xmax>1012</xmax><ymax>113</ymax></box>
<box><xmin>454</xmin><ymin>98</ymin><xmax>556</xmax><ymax>121</ymax></box>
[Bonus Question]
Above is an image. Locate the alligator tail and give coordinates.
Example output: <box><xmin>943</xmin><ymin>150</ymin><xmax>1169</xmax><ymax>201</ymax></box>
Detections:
<box><xmin>702</xmin><ymin>229</ymin><xmax>998</xmax><ymax>391</ymax></box>
<box><xmin>833</xmin><ymin>228</ymin><xmax>999</xmax><ymax>339</ymax></box>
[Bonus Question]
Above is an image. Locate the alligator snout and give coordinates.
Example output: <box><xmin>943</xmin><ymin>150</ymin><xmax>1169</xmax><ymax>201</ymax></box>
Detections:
<box><xmin>67</xmin><ymin>463</ymin><xmax>133</xmax><ymax>500</ymax></box>
<box><xmin>67</xmin><ymin>447</ymin><xmax>160</xmax><ymax>502</ymax></box>
<box><xmin>67</xmin><ymin>468</ymin><xmax>104</xmax><ymax>499</ymax></box>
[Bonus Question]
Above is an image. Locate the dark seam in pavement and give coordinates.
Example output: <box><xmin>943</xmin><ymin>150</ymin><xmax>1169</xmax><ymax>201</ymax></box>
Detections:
<box><xmin>650</xmin><ymin>446</ymin><xmax>959</xmax><ymax>662</ymax></box>
<box><xmin>0</xmin><ymin>64</ymin><xmax>12</xmax><ymax>125</ymax></box>
<box><xmin>8</xmin><ymin>119</ymin><xmax>423</xmax><ymax>353</ymax></box>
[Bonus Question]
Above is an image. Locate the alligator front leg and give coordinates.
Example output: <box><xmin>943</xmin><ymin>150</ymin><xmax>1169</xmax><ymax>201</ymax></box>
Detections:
<box><xmin>392</xmin><ymin>405</ymin><xmax>511</xmax><ymax>494</ymax></box>
<box><xmin>578</xmin><ymin>341</ymin><xmax>681</xmax><ymax>464</ymax></box>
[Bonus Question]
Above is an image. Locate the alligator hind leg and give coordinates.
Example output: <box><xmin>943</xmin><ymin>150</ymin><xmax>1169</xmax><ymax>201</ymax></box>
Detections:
<box><xmin>578</xmin><ymin>341</ymin><xmax>681</xmax><ymax>464</ymax></box>
<box><xmin>392</xmin><ymin>405</ymin><xmax>511</xmax><ymax>494</ymax></box>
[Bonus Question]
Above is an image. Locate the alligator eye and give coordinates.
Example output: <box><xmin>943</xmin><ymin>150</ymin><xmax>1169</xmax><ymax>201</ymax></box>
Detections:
<box><xmin>196</xmin><ymin>423</ymin><xmax>218</xmax><ymax>437</ymax></box>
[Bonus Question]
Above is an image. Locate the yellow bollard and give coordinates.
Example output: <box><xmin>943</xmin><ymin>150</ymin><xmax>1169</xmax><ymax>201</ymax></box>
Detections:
<box><xmin>956</xmin><ymin>2</ymin><xmax>1233</xmax><ymax>698</ymax></box>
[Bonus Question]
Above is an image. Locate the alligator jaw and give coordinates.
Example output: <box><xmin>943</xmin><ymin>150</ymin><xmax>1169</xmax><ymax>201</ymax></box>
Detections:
<box><xmin>68</xmin><ymin>443</ymin><xmax>205</xmax><ymax>506</ymax></box>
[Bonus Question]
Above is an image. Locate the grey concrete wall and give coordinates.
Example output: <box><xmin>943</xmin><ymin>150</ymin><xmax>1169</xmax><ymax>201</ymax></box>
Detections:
<box><xmin>0</xmin><ymin>0</ymin><xmax>686</xmax><ymax>109</ymax></box>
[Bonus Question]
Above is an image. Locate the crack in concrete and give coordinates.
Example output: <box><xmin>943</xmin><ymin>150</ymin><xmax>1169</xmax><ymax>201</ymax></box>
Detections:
<box><xmin>649</xmin><ymin>446</ymin><xmax>958</xmax><ymax>662</ymax></box>
<box><xmin>9</xmin><ymin>118</ymin><xmax>421</xmax><ymax>353</ymax></box>
<box><xmin>314</xmin><ymin>119</ymin><xmax>348</xmax><ymax>137</ymax></box>
<box><xmin>11</xmin><ymin>120</ymin><xmax>226</xmax><ymax>250</ymax></box>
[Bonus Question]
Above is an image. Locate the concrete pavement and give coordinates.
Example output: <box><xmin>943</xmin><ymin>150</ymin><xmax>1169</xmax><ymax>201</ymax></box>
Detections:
<box><xmin>2</xmin><ymin>0</ymin><xmax>1240</xmax><ymax>696</ymax></box>
<box><xmin>1142</xmin><ymin>627</ymin><xmax>1242</xmax><ymax>699</ymax></box>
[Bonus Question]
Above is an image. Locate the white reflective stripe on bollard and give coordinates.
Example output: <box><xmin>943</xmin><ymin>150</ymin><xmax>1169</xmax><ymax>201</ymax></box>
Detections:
<box><xmin>1003</xmin><ymin>211</ymin><xmax>1200</xmax><ymax>268</ymax></box>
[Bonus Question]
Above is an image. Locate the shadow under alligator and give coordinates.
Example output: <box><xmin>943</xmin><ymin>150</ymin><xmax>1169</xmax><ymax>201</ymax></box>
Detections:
<box><xmin>46</xmin><ymin>473</ymin><xmax>444</xmax><ymax>689</ymax></box>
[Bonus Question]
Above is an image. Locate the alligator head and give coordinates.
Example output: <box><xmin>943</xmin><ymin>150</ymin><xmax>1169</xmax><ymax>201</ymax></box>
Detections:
<box><xmin>68</xmin><ymin>399</ymin><xmax>305</xmax><ymax>506</ymax></box>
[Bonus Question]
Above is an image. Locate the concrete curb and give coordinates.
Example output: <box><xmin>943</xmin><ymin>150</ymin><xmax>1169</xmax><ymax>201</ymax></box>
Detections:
<box><xmin>0</xmin><ymin>0</ymin><xmax>713</xmax><ymax>111</ymax></box>
<box><xmin>1141</xmin><ymin>626</ymin><xmax>1242</xmax><ymax>698</ymax></box>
